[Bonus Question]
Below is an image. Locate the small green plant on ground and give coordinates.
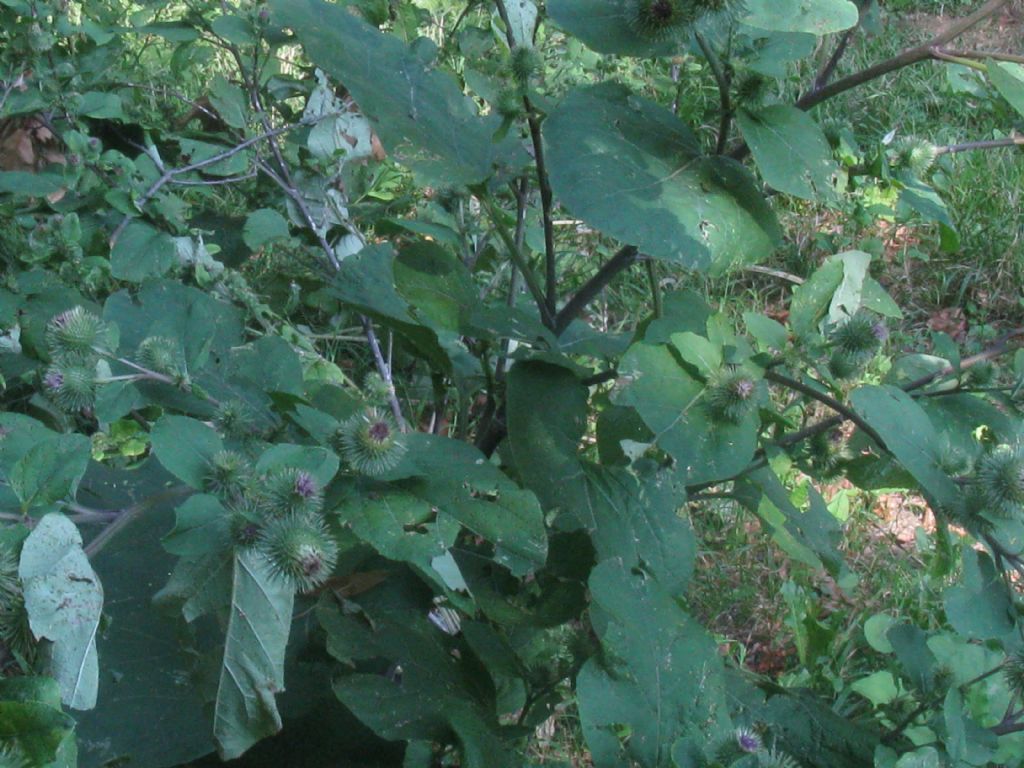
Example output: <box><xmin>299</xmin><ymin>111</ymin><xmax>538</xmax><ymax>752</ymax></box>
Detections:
<box><xmin>2</xmin><ymin>1</ymin><xmax>1024</xmax><ymax>767</ymax></box>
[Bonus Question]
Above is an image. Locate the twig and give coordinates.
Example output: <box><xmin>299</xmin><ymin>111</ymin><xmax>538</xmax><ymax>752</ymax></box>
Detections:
<box><xmin>645</xmin><ymin>259</ymin><xmax>663</xmax><ymax>320</ymax></box>
<box><xmin>939</xmin><ymin>47</ymin><xmax>1024</xmax><ymax>65</ymax></box>
<box><xmin>492</xmin><ymin>0</ymin><xmax>558</xmax><ymax>320</ymax></box>
<box><xmin>764</xmin><ymin>369</ymin><xmax>888</xmax><ymax>450</ymax></box>
<box><xmin>812</xmin><ymin>24</ymin><xmax>860</xmax><ymax>93</ymax></box>
<box><xmin>695</xmin><ymin>33</ymin><xmax>732</xmax><ymax>155</ymax></box>
<box><xmin>901</xmin><ymin>328</ymin><xmax>1024</xmax><ymax>392</ymax></box>
<box><xmin>554</xmin><ymin>246</ymin><xmax>639</xmax><ymax>335</ymax></box>
<box><xmin>84</xmin><ymin>485</ymin><xmax>191</xmax><ymax>558</ymax></box>
<box><xmin>170</xmin><ymin>170</ymin><xmax>259</xmax><ymax>185</ymax></box>
<box><xmin>243</xmin><ymin>56</ymin><xmax>407</xmax><ymax>429</ymax></box>
<box><xmin>109</xmin><ymin>121</ymin><xmax>305</xmax><ymax>246</ymax></box>
<box><xmin>798</xmin><ymin>0</ymin><xmax>1009</xmax><ymax>111</ymax></box>
<box><xmin>936</xmin><ymin>135</ymin><xmax>1024</xmax><ymax>155</ymax></box>
<box><xmin>482</xmin><ymin>194</ymin><xmax>554</xmax><ymax>328</ymax></box>
<box><xmin>729</xmin><ymin>0</ymin><xmax>1011</xmax><ymax>160</ymax></box>
<box><xmin>362</xmin><ymin>317</ymin><xmax>406</xmax><ymax>430</ymax></box>
<box><xmin>744</xmin><ymin>264</ymin><xmax>805</xmax><ymax>284</ymax></box>
<box><xmin>687</xmin><ymin>328</ymin><xmax>1024</xmax><ymax>495</ymax></box>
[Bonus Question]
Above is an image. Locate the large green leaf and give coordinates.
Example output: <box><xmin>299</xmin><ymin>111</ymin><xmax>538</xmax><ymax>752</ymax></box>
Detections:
<box><xmin>736</xmin><ymin>105</ymin><xmax>837</xmax><ymax>201</ymax></box>
<box><xmin>110</xmin><ymin>220</ymin><xmax>177</xmax><ymax>283</ymax></box>
<box><xmin>506</xmin><ymin>362</ymin><xmax>695</xmax><ymax>590</ymax></box>
<box><xmin>849</xmin><ymin>386</ymin><xmax>960</xmax><ymax>510</ymax></box>
<box><xmin>156</xmin><ymin>549</ymin><xmax>233</xmax><ymax>623</ymax></box>
<box><xmin>789</xmin><ymin>251</ymin><xmax>888</xmax><ymax>339</ymax></box>
<box><xmin>213</xmin><ymin>550</ymin><xmax>295</xmax><ymax>760</ymax></box>
<box><xmin>614</xmin><ymin>342</ymin><xmax>759</xmax><ymax>484</ymax></box>
<box><xmin>0</xmin><ymin>678</ymin><xmax>76</xmax><ymax>766</ymax></box>
<box><xmin>19</xmin><ymin>514</ymin><xmax>103</xmax><ymax>710</ymax></box>
<box><xmin>545</xmin><ymin>84</ymin><xmax>779</xmax><ymax>273</ymax></box>
<box><xmin>271</xmin><ymin>0</ymin><xmax>499</xmax><ymax>185</ymax></box>
<box><xmin>742</xmin><ymin>0</ymin><xmax>859</xmax><ymax>34</ymax></box>
<box><xmin>336</xmin><ymin>491</ymin><xmax>461</xmax><ymax>591</ymax></box>
<box><xmin>328</xmin><ymin>244</ymin><xmax>453</xmax><ymax>372</ymax></box>
<box><xmin>150</xmin><ymin>415</ymin><xmax>224</xmax><ymax>489</ymax></box>
<box><xmin>577</xmin><ymin>559</ymin><xmax>730</xmax><ymax>768</ymax></box>
<box><xmin>505</xmin><ymin>362</ymin><xmax>589</xmax><ymax>512</ymax></box>
<box><xmin>546</xmin><ymin>0</ymin><xmax>679</xmax><ymax>56</ymax></box>
<box><xmin>988</xmin><ymin>60</ymin><xmax>1024</xmax><ymax>118</ymax></box>
<box><xmin>319</xmin><ymin>582</ymin><xmax>511</xmax><ymax>768</ymax></box>
<box><xmin>8</xmin><ymin>434</ymin><xmax>90</xmax><ymax>513</ymax></box>
<box><xmin>736</xmin><ymin>466</ymin><xmax>845</xmax><ymax>576</ymax></box>
<box><xmin>74</xmin><ymin>460</ymin><xmax>214</xmax><ymax>768</ymax></box>
<box><xmin>393</xmin><ymin>433</ymin><xmax>547</xmax><ymax>575</ymax></box>
<box><xmin>103</xmin><ymin>280</ymin><xmax>243</xmax><ymax>373</ymax></box>
<box><xmin>943</xmin><ymin>548</ymin><xmax>1015</xmax><ymax>641</ymax></box>
<box><xmin>162</xmin><ymin>494</ymin><xmax>231</xmax><ymax>556</ymax></box>
<box><xmin>393</xmin><ymin>240</ymin><xmax>477</xmax><ymax>336</ymax></box>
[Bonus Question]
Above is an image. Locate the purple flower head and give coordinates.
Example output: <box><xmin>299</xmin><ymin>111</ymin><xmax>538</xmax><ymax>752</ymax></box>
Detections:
<box><xmin>51</xmin><ymin>310</ymin><xmax>71</xmax><ymax>329</ymax></box>
<box><xmin>734</xmin><ymin>377</ymin><xmax>756</xmax><ymax>400</ymax></box>
<box><xmin>44</xmin><ymin>370</ymin><xmax>64</xmax><ymax>391</ymax></box>
<box><xmin>368</xmin><ymin>419</ymin><xmax>392</xmax><ymax>443</ymax></box>
<box><xmin>871</xmin><ymin>320</ymin><xmax>889</xmax><ymax>343</ymax></box>
<box><xmin>736</xmin><ymin>728</ymin><xmax>761</xmax><ymax>753</ymax></box>
<box><xmin>293</xmin><ymin>471</ymin><xmax>318</xmax><ymax>499</ymax></box>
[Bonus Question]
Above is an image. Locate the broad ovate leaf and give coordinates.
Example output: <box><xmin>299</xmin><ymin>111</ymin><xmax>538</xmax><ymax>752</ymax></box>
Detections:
<box><xmin>506</xmin><ymin>362</ymin><xmax>696</xmax><ymax>592</ymax></box>
<box><xmin>271</xmin><ymin>0</ymin><xmax>499</xmax><ymax>185</ymax></box>
<box><xmin>0</xmin><ymin>677</ymin><xmax>76</xmax><ymax>766</ymax></box>
<box><xmin>849</xmin><ymin>385</ymin><xmax>961</xmax><ymax>510</ymax></box>
<box><xmin>8</xmin><ymin>434</ymin><xmax>90</xmax><ymax>514</ymax></box>
<box><xmin>614</xmin><ymin>342</ymin><xmax>759</xmax><ymax>484</ymax></box>
<box><xmin>577</xmin><ymin>559</ymin><xmax>730</xmax><ymax>767</ymax></box>
<box><xmin>736</xmin><ymin>105</ymin><xmax>837</xmax><ymax>201</ymax></box>
<box><xmin>19</xmin><ymin>514</ymin><xmax>103</xmax><ymax>710</ymax></box>
<box><xmin>503</xmin><ymin>0</ymin><xmax>538</xmax><ymax>47</ymax></box>
<box><xmin>213</xmin><ymin>550</ymin><xmax>294</xmax><ymax>759</ymax></box>
<box><xmin>743</xmin><ymin>0</ymin><xmax>859</xmax><ymax>35</ymax></box>
<box><xmin>987</xmin><ymin>60</ymin><xmax>1024</xmax><ymax>118</ymax></box>
<box><xmin>547</xmin><ymin>0</ymin><xmax>678</xmax><ymax>56</ymax></box>
<box><xmin>110</xmin><ymin>220</ymin><xmax>176</xmax><ymax>283</ymax></box>
<box><xmin>150</xmin><ymin>415</ymin><xmax>224</xmax><ymax>489</ymax></box>
<box><xmin>545</xmin><ymin>83</ymin><xmax>779</xmax><ymax>273</ymax></box>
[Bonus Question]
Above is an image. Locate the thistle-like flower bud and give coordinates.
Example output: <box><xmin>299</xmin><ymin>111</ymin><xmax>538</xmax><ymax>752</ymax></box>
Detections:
<box><xmin>804</xmin><ymin>428</ymin><xmax>849</xmax><ymax>479</ymax></box>
<box><xmin>259</xmin><ymin>514</ymin><xmax>338</xmax><ymax>592</ymax></box>
<box><xmin>735</xmin><ymin>727</ymin><xmax>762</xmax><ymax>754</ymax></box>
<box><xmin>703</xmin><ymin>370</ymin><xmax>758</xmax><ymax>424</ymax></box>
<box><xmin>43</xmin><ymin>362</ymin><xmax>95</xmax><ymax>411</ymax></box>
<box><xmin>759</xmin><ymin>747</ymin><xmax>800</xmax><ymax>768</ymax></box>
<box><xmin>136</xmin><ymin>336</ymin><xmax>182</xmax><ymax>377</ymax></box>
<box><xmin>509</xmin><ymin>45</ymin><xmax>542</xmax><ymax>87</ymax></box>
<box><xmin>203</xmin><ymin>450</ymin><xmax>252</xmax><ymax>500</ymax></box>
<box><xmin>627</xmin><ymin>0</ymin><xmax>695</xmax><ymax>38</ymax></box>
<box><xmin>894</xmin><ymin>137</ymin><xmax>939</xmax><ymax>176</ymax></box>
<box><xmin>362</xmin><ymin>371</ymin><xmax>393</xmax><ymax>406</ymax></box>
<box><xmin>975</xmin><ymin>444</ymin><xmax>1024</xmax><ymax>518</ymax></box>
<box><xmin>228</xmin><ymin>506</ymin><xmax>264</xmax><ymax>550</ymax></box>
<box><xmin>0</xmin><ymin>545</ymin><xmax>33</xmax><ymax>662</ymax></box>
<box><xmin>259</xmin><ymin>467</ymin><xmax>323</xmax><ymax>517</ymax></box>
<box><xmin>829</xmin><ymin>311</ymin><xmax>884</xmax><ymax>361</ymax></box>
<box><xmin>827</xmin><ymin>349</ymin><xmax>863</xmax><ymax>381</ymax></box>
<box><xmin>0</xmin><ymin>743</ymin><xmax>30</xmax><ymax>768</ymax></box>
<box><xmin>495</xmin><ymin>87</ymin><xmax>525</xmax><ymax>120</ymax></box>
<box><xmin>336</xmin><ymin>408</ymin><xmax>407</xmax><ymax>476</ymax></box>
<box><xmin>1002</xmin><ymin>651</ymin><xmax>1024</xmax><ymax>693</ymax></box>
<box><xmin>215</xmin><ymin>399</ymin><xmax>258</xmax><ymax>439</ymax></box>
<box><xmin>46</xmin><ymin>306</ymin><xmax>108</xmax><ymax>357</ymax></box>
